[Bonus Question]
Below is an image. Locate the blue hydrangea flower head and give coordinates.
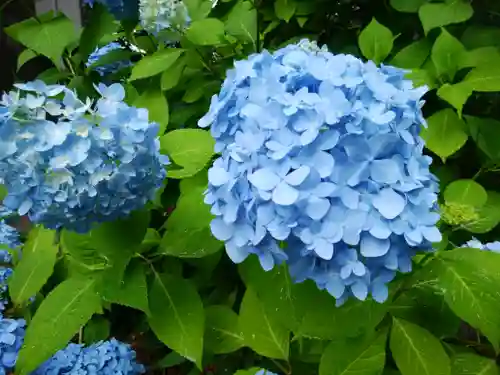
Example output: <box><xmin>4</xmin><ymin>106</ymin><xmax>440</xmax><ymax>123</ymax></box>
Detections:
<box><xmin>0</xmin><ymin>315</ymin><xmax>25</xmax><ymax>373</ymax></box>
<box><xmin>0</xmin><ymin>218</ymin><xmax>19</xmax><ymax>311</ymax></box>
<box><xmin>462</xmin><ymin>238</ymin><xmax>500</xmax><ymax>253</ymax></box>
<box><xmin>0</xmin><ymin>81</ymin><xmax>169</xmax><ymax>233</ymax></box>
<box><xmin>199</xmin><ymin>39</ymin><xmax>441</xmax><ymax>304</ymax></box>
<box><xmin>255</xmin><ymin>370</ymin><xmax>278</xmax><ymax>375</ymax></box>
<box><xmin>139</xmin><ymin>0</ymin><xmax>190</xmax><ymax>34</ymax></box>
<box><xmin>84</xmin><ymin>0</ymin><xmax>139</xmax><ymax>20</ymax></box>
<box><xmin>86</xmin><ymin>42</ymin><xmax>133</xmax><ymax>77</ymax></box>
<box><xmin>33</xmin><ymin>338</ymin><xmax>145</xmax><ymax>375</ymax></box>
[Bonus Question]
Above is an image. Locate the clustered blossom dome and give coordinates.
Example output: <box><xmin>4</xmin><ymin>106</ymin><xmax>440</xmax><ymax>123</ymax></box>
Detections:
<box><xmin>33</xmin><ymin>339</ymin><xmax>145</xmax><ymax>375</ymax></box>
<box><xmin>0</xmin><ymin>315</ymin><xmax>25</xmax><ymax>375</ymax></box>
<box><xmin>463</xmin><ymin>238</ymin><xmax>500</xmax><ymax>252</ymax></box>
<box><xmin>199</xmin><ymin>39</ymin><xmax>441</xmax><ymax>304</ymax></box>
<box><xmin>86</xmin><ymin>42</ymin><xmax>133</xmax><ymax>77</ymax></box>
<box><xmin>0</xmin><ymin>81</ymin><xmax>168</xmax><ymax>233</ymax></box>
<box><xmin>139</xmin><ymin>0</ymin><xmax>191</xmax><ymax>34</ymax></box>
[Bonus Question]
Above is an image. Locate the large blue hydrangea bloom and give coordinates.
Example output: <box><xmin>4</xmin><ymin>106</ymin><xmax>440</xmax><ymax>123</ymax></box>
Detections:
<box><xmin>0</xmin><ymin>315</ymin><xmax>25</xmax><ymax>375</ymax></box>
<box><xmin>463</xmin><ymin>238</ymin><xmax>500</xmax><ymax>253</ymax></box>
<box><xmin>86</xmin><ymin>42</ymin><xmax>133</xmax><ymax>77</ymax></box>
<box><xmin>84</xmin><ymin>0</ymin><xmax>139</xmax><ymax>20</ymax></box>
<box><xmin>33</xmin><ymin>339</ymin><xmax>145</xmax><ymax>375</ymax></box>
<box><xmin>0</xmin><ymin>218</ymin><xmax>19</xmax><ymax>311</ymax></box>
<box><xmin>139</xmin><ymin>0</ymin><xmax>190</xmax><ymax>35</ymax></box>
<box><xmin>200</xmin><ymin>39</ymin><xmax>441</xmax><ymax>304</ymax></box>
<box><xmin>0</xmin><ymin>81</ymin><xmax>168</xmax><ymax>233</ymax></box>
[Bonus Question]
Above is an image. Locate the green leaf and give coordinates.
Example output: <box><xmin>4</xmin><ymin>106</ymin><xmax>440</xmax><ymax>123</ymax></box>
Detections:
<box><xmin>102</xmin><ymin>260</ymin><xmax>150</xmax><ymax>314</ymax></box>
<box><xmin>160</xmin><ymin>129</ymin><xmax>215</xmax><ymax>179</ymax></box>
<box><xmin>160</xmin><ymin>174</ymin><xmax>222</xmax><ymax>258</ymax></box>
<box><xmin>161</xmin><ymin>58</ymin><xmax>186</xmax><ymax>91</ymax></box>
<box><xmin>148</xmin><ymin>272</ymin><xmax>204</xmax><ymax>368</ymax></box>
<box><xmin>451</xmin><ymin>353</ymin><xmax>499</xmax><ymax>375</ymax></box>
<box><xmin>406</xmin><ymin>69</ymin><xmax>438</xmax><ymax>90</ymax></box>
<box><xmin>16</xmin><ymin>277</ymin><xmax>101</xmax><ymax>375</ymax></box>
<box><xmin>390</xmin><ymin>0</ymin><xmax>427</xmax><ymax>13</ymax></box>
<box><xmin>184</xmin><ymin>0</ymin><xmax>213</xmax><ymax>21</ymax></box>
<box><xmin>418</xmin><ymin>1</ymin><xmax>473</xmax><ymax>35</ymax></box>
<box><xmin>461</xmin><ymin>26</ymin><xmax>500</xmax><ymax>49</ymax></box>
<box><xmin>420</xmin><ymin>109</ymin><xmax>468</xmax><ymax>161</ymax></box>
<box><xmin>8</xmin><ymin>227</ymin><xmax>57</xmax><ymax>305</ymax></box>
<box><xmin>463</xmin><ymin>191</ymin><xmax>500</xmax><ymax>234</ymax></box>
<box><xmin>294</xmin><ymin>281</ymin><xmax>388</xmax><ymax>340</ymax></box>
<box><xmin>358</xmin><ymin>18</ymin><xmax>394</xmax><ymax>64</ymax></box>
<box><xmin>274</xmin><ymin>0</ymin><xmax>296</xmax><ymax>22</ymax></box>
<box><xmin>84</xmin><ymin>316</ymin><xmax>110</xmax><ymax>344</ymax></box>
<box><xmin>390</xmin><ymin>286</ymin><xmax>460</xmax><ymax>338</ymax></box>
<box><xmin>390</xmin><ymin>318</ymin><xmax>451</xmax><ymax>375</ymax></box>
<box><xmin>225</xmin><ymin>1</ymin><xmax>257</xmax><ymax>45</ymax></box>
<box><xmin>61</xmin><ymin>230</ymin><xmax>107</xmax><ymax>273</ymax></box>
<box><xmin>390</xmin><ymin>39</ymin><xmax>431</xmax><ymax>69</ymax></box>
<box><xmin>431</xmin><ymin>29</ymin><xmax>466</xmax><ymax>81</ymax></box>
<box><xmin>17</xmin><ymin>49</ymin><xmax>37</xmax><ymax>70</ymax></box>
<box><xmin>319</xmin><ymin>331</ymin><xmax>387</xmax><ymax>375</ymax></box>
<box><xmin>79</xmin><ymin>3</ymin><xmax>118</xmax><ymax>59</ymax></box>
<box><xmin>463</xmin><ymin>64</ymin><xmax>500</xmax><ymax>92</ymax></box>
<box><xmin>239</xmin><ymin>257</ymin><xmax>298</xmax><ymax>331</ymax></box>
<box><xmin>239</xmin><ymin>288</ymin><xmax>290</xmax><ymax>360</ymax></box>
<box><xmin>437</xmin><ymin>83</ymin><xmax>472</xmax><ymax>116</ymax></box>
<box><xmin>466</xmin><ymin>116</ymin><xmax>500</xmax><ymax>160</ymax></box>
<box><xmin>459</xmin><ymin>47</ymin><xmax>500</xmax><ymax>69</ymax></box>
<box><xmin>156</xmin><ymin>351</ymin><xmax>187</xmax><ymax>369</ymax></box>
<box><xmin>444</xmin><ymin>179</ymin><xmax>487</xmax><ymax>208</ymax></box>
<box><xmin>5</xmin><ymin>12</ymin><xmax>78</xmax><ymax>65</ymax></box>
<box><xmin>204</xmin><ymin>305</ymin><xmax>244</xmax><ymax>354</ymax></box>
<box><xmin>433</xmin><ymin>248</ymin><xmax>500</xmax><ymax>349</ymax></box>
<box><xmin>186</xmin><ymin>18</ymin><xmax>225</xmax><ymax>45</ymax></box>
<box><xmin>88</xmin><ymin>48</ymin><xmax>133</xmax><ymax>69</ymax></box>
<box><xmin>130</xmin><ymin>48</ymin><xmax>184</xmax><ymax>81</ymax></box>
<box><xmin>134</xmin><ymin>89</ymin><xmax>169</xmax><ymax>134</ymax></box>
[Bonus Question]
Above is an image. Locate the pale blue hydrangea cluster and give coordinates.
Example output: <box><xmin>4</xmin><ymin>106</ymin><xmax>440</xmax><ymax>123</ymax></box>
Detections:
<box><xmin>33</xmin><ymin>339</ymin><xmax>145</xmax><ymax>375</ymax></box>
<box><xmin>139</xmin><ymin>0</ymin><xmax>190</xmax><ymax>34</ymax></box>
<box><xmin>463</xmin><ymin>238</ymin><xmax>500</xmax><ymax>252</ymax></box>
<box><xmin>256</xmin><ymin>370</ymin><xmax>277</xmax><ymax>375</ymax></box>
<box><xmin>0</xmin><ymin>218</ymin><xmax>19</xmax><ymax>311</ymax></box>
<box><xmin>0</xmin><ymin>81</ymin><xmax>169</xmax><ymax>233</ymax></box>
<box><xmin>0</xmin><ymin>315</ymin><xmax>25</xmax><ymax>375</ymax></box>
<box><xmin>200</xmin><ymin>39</ymin><xmax>441</xmax><ymax>304</ymax></box>
<box><xmin>86</xmin><ymin>42</ymin><xmax>133</xmax><ymax>77</ymax></box>
<box><xmin>84</xmin><ymin>0</ymin><xmax>138</xmax><ymax>20</ymax></box>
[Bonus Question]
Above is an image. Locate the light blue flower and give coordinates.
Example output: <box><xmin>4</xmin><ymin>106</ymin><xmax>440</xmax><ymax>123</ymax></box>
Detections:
<box><xmin>463</xmin><ymin>238</ymin><xmax>500</xmax><ymax>253</ymax></box>
<box><xmin>86</xmin><ymin>42</ymin><xmax>133</xmax><ymax>77</ymax></box>
<box><xmin>0</xmin><ymin>315</ymin><xmax>25</xmax><ymax>373</ymax></box>
<box><xmin>139</xmin><ymin>0</ymin><xmax>190</xmax><ymax>35</ymax></box>
<box><xmin>84</xmin><ymin>0</ymin><xmax>138</xmax><ymax>20</ymax></box>
<box><xmin>33</xmin><ymin>338</ymin><xmax>145</xmax><ymax>375</ymax></box>
<box><xmin>0</xmin><ymin>217</ymin><xmax>19</xmax><ymax>311</ymax></box>
<box><xmin>255</xmin><ymin>370</ymin><xmax>278</xmax><ymax>375</ymax></box>
<box><xmin>0</xmin><ymin>81</ymin><xmax>169</xmax><ymax>233</ymax></box>
<box><xmin>199</xmin><ymin>40</ymin><xmax>441</xmax><ymax>304</ymax></box>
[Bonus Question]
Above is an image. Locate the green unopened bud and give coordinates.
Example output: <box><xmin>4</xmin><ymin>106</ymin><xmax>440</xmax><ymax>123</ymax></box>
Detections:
<box><xmin>441</xmin><ymin>202</ymin><xmax>479</xmax><ymax>226</ymax></box>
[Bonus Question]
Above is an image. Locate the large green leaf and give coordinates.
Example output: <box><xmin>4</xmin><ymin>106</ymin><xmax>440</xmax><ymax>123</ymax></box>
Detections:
<box><xmin>17</xmin><ymin>49</ymin><xmax>37</xmax><ymax>70</ymax></box>
<box><xmin>418</xmin><ymin>1</ymin><xmax>473</xmax><ymax>35</ymax></box>
<box><xmin>319</xmin><ymin>331</ymin><xmax>387</xmax><ymax>375</ymax></box>
<box><xmin>79</xmin><ymin>3</ymin><xmax>118</xmax><ymax>59</ymax></box>
<box><xmin>434</xmin><ymin>248</ymin><xmax>500</xmax><ymax>350</ymax></box>
<box><xmin>102</xmin><ymin>260</ymin><xmax>150</xmax><ymax>314</ymax></box>
<box><xmin>161</xmin><ymin>57</ymin><xmax>186</xmax><ymax>91</ymax></box>
<box><xmin>134</xmin><ymin>89</ymin><xmax>170</xmax><ymax>134</ymax></box>
<box><xmin>463</xmin><ymin>191</ymin><xmax>500</xmax><ymax>234</ymax></box>
<box><xmin>9</xmin><ymin>227</ymin><xmax>57</xmax><ymax>304</ymax></box>
<box><xmin>130</xmin><ymin>48</ymin><xmax>184</xmax><ymax>81</ymax></box>
<box><xmin>390</xmin><ymin>39</ymin><xmax>431</xmax><ymax>69</ymax></box>
<box><xmin>420</xmin><ymin>109</ymin><xmax>468</xmax><ymax>161</ymax></box>
<box><xmin>358</xmin><ymin>18</ymin><xmax>394</xmax><ymax>64</ymax></box>
<box><xmin>390</xmin><ymin>0</ymin><xmax>427</xmax><ymax>13</ymax></box>
<box><xmin>225</xmin><ymin>1</ymin><xmax>257</xmax><ymax>45</ymax></box>
<box><xmin>160</xmin><ymin>129</ymin><xmax>215</xmax><ymax>179</ymax></box>
<box><xmin>239</xmin><ymin>288</ymin><xmax>290</xmax><ymax>360</ymax></box>
<box><xmin>275</xmin><ymin>0</ymin><xmax>296</xmax><ymax>22</ymax></box>
<box><xmin>5</xmin><ymin>12</ymin><xmax>78</xmax><ymax>66</ymax></box>
<box><xmin>444</xmin><ymin>179</ymin><xmax>487</xmax><ymax>208</ymax></box>
<box><xmin>459</xmin><ymin>47</ymin><xmax>500</xmax><ymax>69</ymax></box>
<box><xmin>431</xmin><ymin>29</ymin><xmax>466</xmax><ymax>82</ymax></box>
<box><xmin>461</xmin><ymin>26</ymin><xmax>500</xmax><ymax>49</ymax></box>
<box><xmin>148</xmin><ymin>272</ymin><xmax>204</xmax><ymax>368</ymax></box>
<box><xmin>390</xmin><ymin>318</ymin><xmax>450</xmax><ymax>375</ymax></box>
<box><xmin>437</xmin><ymin>83</ymin><xmax>473</xmax><ymax>117</ymax></box>
<box><xmin>204</xmin><ymin>305</ymin><xmax>244</xmax><ymax>354</ymax></box>
<box><xmin>239</xmin><ymin>257</ymin><xmax>298</xmax><ymax>331</ymax></box>
<box><xmin>16</xmin><ymin>277</ymin><xmax>101</xmax><ymax>375</ymax></box>
<box><xmin>160</xmin><ymin>174</ymin><xmax>222</xmax><ymax>258</ymax></box>
<box><xmin>184</xmin><ymin>0</ymin><xmax>212</xmax><ymax>21</ymax></box>
<box><xmin>463</xmin><ymin>64</ymin><xmax>500</xmax><ymax>92</ymax></box>
<box><xmin>83</xmin><ymin>316</ymin><xmax>110</xmax><ymax>344</ymax></box>
<box><xmin>186</xmin><ymin>18</ymin><xmax>225</xmax><ymax>45</ymax></box>
<box><xmin>451</xmin><ymin>353</ymin><xmax>499</xmax><ymax>375</ymax></box>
